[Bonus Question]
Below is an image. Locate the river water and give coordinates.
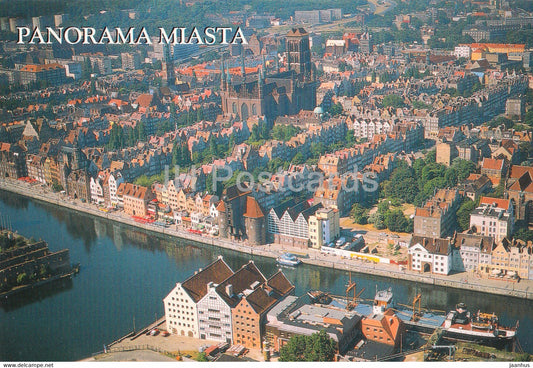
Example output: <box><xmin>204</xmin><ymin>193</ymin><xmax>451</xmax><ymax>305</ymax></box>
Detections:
<box><xmin>0</xmin><ymin>191</ymin><xmax>531</xmax><ymax>361</ymax></box>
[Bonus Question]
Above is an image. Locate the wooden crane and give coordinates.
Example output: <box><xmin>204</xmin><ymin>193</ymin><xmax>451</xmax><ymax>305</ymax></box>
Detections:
<box><xmin>345</xmin><ymin>272</ymin><xmax>365</xmax><ymax>310</ymax></box>
<box><xmin>412</xmin><ymin>293</ymin><xmax>422</xmax><ymax>322</ymax></box>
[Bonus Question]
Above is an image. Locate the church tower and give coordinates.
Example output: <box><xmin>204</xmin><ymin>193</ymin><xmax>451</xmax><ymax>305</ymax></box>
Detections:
<box><xmin>162</xmin><ymin>44</ymin><xmax>175</xmax><ymax>87</ymax></box>
<box><xmin>286</xmin><ymin>28</ymin><xmax>312</xmax><ymax>80</ymax></box>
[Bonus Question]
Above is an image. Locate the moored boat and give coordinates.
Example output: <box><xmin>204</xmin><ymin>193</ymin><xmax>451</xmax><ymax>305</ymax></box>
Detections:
<box><xmin>276</xmin><ymin>253</ymin><xmax>302</xmax><ymax>267</ymax></box>
<box><xmin>441</xmin><ymin>303</ymin><xmax>517</xmax><ymax>345</ymax></box>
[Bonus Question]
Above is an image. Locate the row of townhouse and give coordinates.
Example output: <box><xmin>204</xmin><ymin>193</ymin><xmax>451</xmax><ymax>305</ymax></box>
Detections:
<box><xmin>317</xmin><ymin>122</ymin><xmax>423</xmax><ymax>176</ymax></box>
<box><xmin>408</xmin><ymin>232</ymin><xmax>492</xmax><ymax>275</ymax></box>
<box><xmin>408</xmin><ymin>232</ymin><xmax>533</xmax><ymax>280</ymax></box>
<box><xmin>352</xmin><ymin>72</ymin><xmax>527</xmax><ymax>140</ymax></box>
<box><xmin>89</xmin><ymin>170</ymin><xmax>124</xmax><ymax>207</ymax></box>
<box><xmin>163</xmin><ymin>257</ymin><xmax>294</xmax><ymax>349</ymax></box>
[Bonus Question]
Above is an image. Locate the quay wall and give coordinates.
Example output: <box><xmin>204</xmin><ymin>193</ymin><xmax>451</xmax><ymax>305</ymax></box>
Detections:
<box><xmin>1</xmin><ymin>180</ymin><xmax>531</xmax><ymax>301</ymax></box>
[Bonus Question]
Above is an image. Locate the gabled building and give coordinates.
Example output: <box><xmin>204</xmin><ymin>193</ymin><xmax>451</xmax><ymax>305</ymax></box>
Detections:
<box><xmin>458</xmin><ymin>173</ymin><xmax>492</xmax><ymax>201</ymax></box>
<box><xmin>163</xmin><ymin>257</ymin><xmax>233</xmax><ymax>337</ymax></box>
<box><xmin>107</xmin><ymin>171</ymin><xmax>124</xmax><ymax>206</ymax></box>
<box><xmin>232</xmin><ymin>270</ymin><xmax>294</xmax><ymax>349</ymax></box>
<box><xmin>452</xmin><ymin>232</ymin><xmax>494</xmax><ymax>272</ymax></box>
<box><xmin>267</xmin><ymin>200</ymin><xmax>323</xmax><ymax>249</ymax></box>
<box><xmin>361</xmin><ymin>309</ymin><xmax>404</xmax><ymax>348</ymax></box>
<box><xmin>66</xmin><ymin>169</ymin><xmax>90</xmax><ymax>202</ymax></box>
<box><xmin>0</xmin><ymin>143</ymin><xmax>27</xmax><ymax>179</ymax></box>
<box><xmin>506</xmin><ymin>165</ymin><xmax>533</xmax><ymax>226</ymax></box>
<box><xmin>197</xmin><ymin>261</ymin><xmax>266</xmax><ymax>343</ymax></box>
<box><xmin>408</xmin><ymin>236</ymin><xmax>453</xmax><ymax>275</ymax></box>
<box><xmin>480</xmin><ymin>157</ymin><xmax>508</xmax><ymax>186</ymax></box>
<box><xmin>469</xmin><ymin>197</ymin><xmax>514</xmax><ymax>242</ymax></box>
<box><xmin>122</xmin><ymin>183</ymin><xmax>154</xmax><ymax>217</ymax></box>
<box><xmin>90</xmin><ymin>175</ymin><xmax>105</xmax><ymax>204</ymax></box>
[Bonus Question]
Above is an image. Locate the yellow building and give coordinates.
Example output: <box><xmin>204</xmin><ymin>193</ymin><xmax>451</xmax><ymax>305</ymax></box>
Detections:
<box><xmin>466</xmin><ymin>43</ymin><xmax>525</xmax><ymax>60</ymax></box>
<box><xmin>309</xmin><ymin>207</ymin><xmax>340</xmax><ymax>249</ymax></box>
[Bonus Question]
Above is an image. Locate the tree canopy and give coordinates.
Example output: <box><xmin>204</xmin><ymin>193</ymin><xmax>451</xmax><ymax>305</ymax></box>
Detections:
<box><xmin>279</xmin><ymin>330</ymin><xmax>336</xmax><ymax>362</ymax></box>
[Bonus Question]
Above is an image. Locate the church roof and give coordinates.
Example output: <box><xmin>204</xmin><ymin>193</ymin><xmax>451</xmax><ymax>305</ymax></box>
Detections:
<box><xmin>287</xmin><ymin>28</ymin><xmax>308</xmax><ymax>37</ymax></box>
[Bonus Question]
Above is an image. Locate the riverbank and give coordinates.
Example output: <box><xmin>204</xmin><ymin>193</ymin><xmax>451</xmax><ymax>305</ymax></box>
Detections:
<box><xmin>1</xmin><ymin>178</ymin><xmax>533</xmax><ymax>301</ymax></box>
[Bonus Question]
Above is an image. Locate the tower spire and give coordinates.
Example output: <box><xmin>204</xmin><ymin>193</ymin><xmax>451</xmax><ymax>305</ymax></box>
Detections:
<box><xmin>262</xmin><ymin>54</ymin><xmax>267</xmax><ymax>77</ymax></box>
<box><xmin>240</xmin><ymin>52</ymin><xmax>246</xmax><ymax>77</ymax></box>
<box><xmin>220</xmin><ymin>56</ymin><xmax>226</xmax><ymax>90</ymax></box>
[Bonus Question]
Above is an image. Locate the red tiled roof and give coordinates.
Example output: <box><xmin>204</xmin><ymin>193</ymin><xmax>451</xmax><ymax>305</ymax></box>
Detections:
<box><xmin>243</xmin><ymin>196</ymin><xmax>264</xmax><ymax>218</ymax></box>
<box><xmin>479</xmin><ymin>196</ymin><xmax>510</xmax><ymax>210</ymax></box>
<box><xmin>20</xmin><ymin>63</ymin><xmax>64</xmax><ymax>72</ymax></box>
<box><xmin>181</xmin><ymin>258</ymin><xmax>234</xmax><ymax>303</ymax></box>
<box><xmin>481</xmin><ymin>158</ymin><xmax>504</xmax><ymax>171</ymax></box>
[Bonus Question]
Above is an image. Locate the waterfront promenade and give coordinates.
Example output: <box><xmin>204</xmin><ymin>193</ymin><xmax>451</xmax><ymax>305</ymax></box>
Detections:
<box><xmin>2</xmin><ymin>178</ymin><xmax>533</xmax><ymax>301</ymax></box>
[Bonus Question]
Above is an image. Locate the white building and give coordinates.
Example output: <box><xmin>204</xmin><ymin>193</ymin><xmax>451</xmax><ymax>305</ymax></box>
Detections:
<box><xmin>108</xmin><ymin>172</ymin><xmax>124</xmax><ymax>206</ymax></box>
<box><xmin>163</xmin><ymin>257</ymin><xmax>233</xmax><ymax>338</ymax></box>
<box><xmin>452</xmin><ymin>233</ymin><xmax>493</xmax><ymax>272</ymax></box>
<box><xmin>352</xmin><ymin>118</ymin><xmax>394</xmax><ymax>140</ymax></box>
<box><xmin>196</xmin><ymin>261</ymin><xmax>267</xmax><ymax>343</ymax></box>
<box><xmin>454</xmin><ymin>45</ymin><xmax>471</xmax><ymax>59</ymax></box>
<box><xmin>308</xmin><ymin>207</ymin><xmax>340</xmax><ymax>249</ymax></box>
<box><xmin>267</xmin><ymin>201</ymin><xmax>323</xmax><ymax>248</ymax></box>
<box><xmin>197</xmin><ymin>282</ymin><xmax>234</xmax><ymax>342</ymax></box>
<box><xmin>210</xmin><ymin>202</ymin><xmax>219</xmax><ymax>218</ymax></box>
<box><xmin>90</xmin><ymin>176</ymin><xmax>104</xmax><ymax>204</ymax></box>
<box><xmin>469</xmin><ymin>197</ymin><xmax>514</xmax><ymax>243</ymax></box>
<box><xmin>408</xmin><ymin>236</ymin><xmax>453</xmax><ymax>275</ymax></box>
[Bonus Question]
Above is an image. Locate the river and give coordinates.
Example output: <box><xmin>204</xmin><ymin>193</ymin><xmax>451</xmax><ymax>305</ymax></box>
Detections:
<box><xmin>0</xmin><ymin>191</ymin><xmax>531</xmax><ymax>361</ymax></box>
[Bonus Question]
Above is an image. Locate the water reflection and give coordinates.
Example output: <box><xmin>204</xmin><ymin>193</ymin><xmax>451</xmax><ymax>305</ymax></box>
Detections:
<box><xmin>0</xmin><ymin>278</ymin><xmax>73</xmax><ymax>312</ymax></box>
<box><xmin>0</xmin><ymin>190</ymin><xmax>531</xmax><ymax>359</ymax></box>
<box><xmin>0</xmin><ymin>190</ymin><xmax>29</xmax><ymax>210</ymax></box>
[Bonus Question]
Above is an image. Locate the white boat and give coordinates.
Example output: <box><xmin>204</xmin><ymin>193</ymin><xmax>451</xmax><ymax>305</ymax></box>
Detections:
<box><xmin>276</xmin><ymin>253</ymin><xmax>302</xmax><ymax>267</ymax></box>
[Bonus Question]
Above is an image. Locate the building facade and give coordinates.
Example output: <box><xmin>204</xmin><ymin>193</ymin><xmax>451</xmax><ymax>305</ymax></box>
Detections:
<box><xmin>308</xmin><ymin>207</ymin><xmax>340</xmax><ymax>249</ymax></box>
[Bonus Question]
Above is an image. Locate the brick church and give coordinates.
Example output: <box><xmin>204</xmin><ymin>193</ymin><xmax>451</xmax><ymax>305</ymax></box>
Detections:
<box><xmin>220</xmin><ymin>28</ymin><xmax>317</xmax><ymax>121</ymax></box>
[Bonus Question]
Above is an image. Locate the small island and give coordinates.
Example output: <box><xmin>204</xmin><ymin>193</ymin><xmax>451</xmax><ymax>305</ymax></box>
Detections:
<box><xmin>0</xmin><ymin>230</ymin><xmax>76</xmax><ymax>298</ymax></box>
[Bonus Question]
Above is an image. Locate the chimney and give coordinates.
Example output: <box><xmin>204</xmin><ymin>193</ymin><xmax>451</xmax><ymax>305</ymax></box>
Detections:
<box><xmin>226</xmin><ymin>284</ymin><xmax>233</xmax><ymax>297</ymax></box>
<box><xmin>207</xmin><ymin>281</ymin><xmax>214</xmax><ymax>292</ymax></box>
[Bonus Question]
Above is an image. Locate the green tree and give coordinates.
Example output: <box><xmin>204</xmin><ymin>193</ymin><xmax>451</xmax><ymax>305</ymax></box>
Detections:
<box><xmin>39</xmin><ymin>264</ymin><xmax>48</xmax><ymax>278</ymax></box>
<box><xmin>451</xmin><ymin>158</ymin><xmax>476</xmax><ymax>182</ymax></box>
<box><xmin>17</xmin><ymin>272</ymin><xmax>27</xmax><ymax>285</ymax></box>
<box><xmin>350</xmin><ymin>203</ymin><xmax>369</xmax><ymax>225</ymax></box>
<box><xmin>384</xmin><ymin>209</ymin><xmax>409</xmax><ymax>233</ymax></box>
<box><xmin>382</xmin><ymin>94</ymin><xmax>405</xmax><ymax>109</ymax></box>
<box><xmin>328</xmin><ymin>102</ymin><xmax>343</xmax><ymax>116</ymax></box>
<box><xmin>279</xmin><ymin>330</ymin><xmax>336</xmax><ymax>362</ymax></box>
<box><xmin>196</xmin><ymin>352</ymin><xmax>209</xmax><ymax>362</ymax></box>
<box><xmin>514</xmin><ymin>227</ymin><xmax>533</xmax><ymax>242</ymax></box>
<box><xmin>456</xmin><ymin>198</ymin><xmax>475</xmax><ymax>232</ymax></box>
<box><xmin>51</xmin><ymin>179</ymin><xmax>64</xmax><ymax>193</ymax></box>
<box><xmin>291</xmin><ymin>152</ymin><xmax>305</xmax><ymax>165</ymax></box>
<box><xmin>369</xmin><ymin>212</ymin><xmax>386</xmax><ymax>230</ymax></box>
